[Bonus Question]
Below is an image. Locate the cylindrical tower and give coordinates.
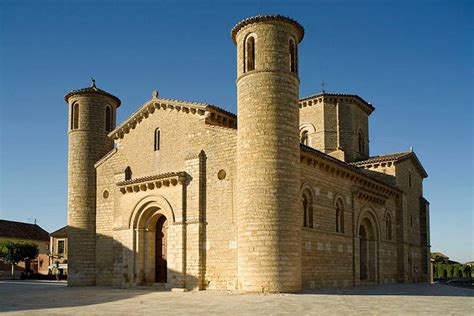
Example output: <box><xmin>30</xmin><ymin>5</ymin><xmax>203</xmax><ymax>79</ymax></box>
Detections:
<box><xmin>232</xmin><ymin>15</ymin><xmax>304</xmax><ymax>293</ymax></box>
<box><xmin>64</xmin><ymin>81</ymin><xmax>120</xmax><ymax>286</ymax></box>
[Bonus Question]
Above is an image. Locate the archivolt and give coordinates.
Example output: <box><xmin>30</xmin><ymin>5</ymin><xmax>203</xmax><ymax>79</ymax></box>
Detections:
<box><xmin>128</xmin><ymin>195</ymin><xmax>175</xmax><ymax>229</ymax></box>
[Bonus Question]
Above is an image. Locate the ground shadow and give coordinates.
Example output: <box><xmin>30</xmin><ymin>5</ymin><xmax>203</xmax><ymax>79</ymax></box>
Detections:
<box><xmin>0</xmin><ymin>227</ymin><xmax>199</xmax><ymax>313</ymax></box>
<box><xmin>0</xmin><ymin>280</ymin><xmax>160</xmax><ymax>312</ymax></box>
<box><xmin>303</xmin><ymin>282</ymin><xmax>473</xmax><ymax>297</ymax></box>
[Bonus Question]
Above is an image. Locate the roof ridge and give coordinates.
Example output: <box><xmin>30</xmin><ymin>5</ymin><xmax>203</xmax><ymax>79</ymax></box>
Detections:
<box><xmin>108</xmin><ymin>96</ymin><xmax>235</xmax><ymax>139</ymax></box>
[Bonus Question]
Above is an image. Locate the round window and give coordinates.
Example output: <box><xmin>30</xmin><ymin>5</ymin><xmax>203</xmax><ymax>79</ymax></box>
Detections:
<box><xmin>217</xmin><ymin>169</ymin><xmax>226</xmax><ymax>180</ymax></box>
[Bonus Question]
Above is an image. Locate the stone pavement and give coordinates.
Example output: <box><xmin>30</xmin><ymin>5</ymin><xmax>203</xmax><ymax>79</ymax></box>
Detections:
<box><xmin>0</xmin><ymin>280</ymin><xmax>472</xmax><ymax>315</ymax></box>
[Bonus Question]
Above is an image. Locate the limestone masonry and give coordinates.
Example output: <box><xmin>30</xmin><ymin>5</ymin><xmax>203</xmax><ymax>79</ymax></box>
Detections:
<box><xmin>64</xmin><ymin>15</ymin><xmax>430</xmax><ymax>292</ymax></box>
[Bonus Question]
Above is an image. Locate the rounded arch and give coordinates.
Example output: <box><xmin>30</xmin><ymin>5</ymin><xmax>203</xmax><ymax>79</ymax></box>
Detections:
<box><xmin>105</xmin><ymin>104</ymin><xmax>113</xmax><ymax>132</ymax></box>
<box><xmin>243</xmin><ymin>33</ymin><xmax>257</xmax><ymax>73</ymax></box>
<box><xmin>384</xmin><ymin>210</ymin><xmax>393</xmax><ymax>240</ymax></box>
<box><xmin>301</xmin><ymin>183</ymin><xmax>314</xmax><ymax>228</ymax></box>
<box><xmin>289</xmin><ymin>36</ymin><xmax>298</xmax><ymax>73</ymax></box>
<box><xmin>333</xmin><ymin>193</ymin><xmax>346</xmax><ymax>208</ymax></box>
<box><xmin>356</xmin><ymin>207</ymin><xmax>381</xmax><ymax>241</ymax></box>
<box><xmin>299</xmin><ymin>123</ymin><xmax>316</xmax><ymax>135</ymax></box>
<box><xmin>333</xmin><ymin>194</ymin><xmax>346</xmax><ymax>233</ymax></box>
<box><xmin>299</xmin><ymin>123</ymin><xmax>316</xmax><ymax>146</ymax></box>
<box><xmin>300</xmin><ymin>182</ymin><xmax>315</xmax><ymax>197</ymax></box>
<box><xmin>129</xmin><ymin>195</ymin><xmax>175</xmax><ymax>229</ymax></box>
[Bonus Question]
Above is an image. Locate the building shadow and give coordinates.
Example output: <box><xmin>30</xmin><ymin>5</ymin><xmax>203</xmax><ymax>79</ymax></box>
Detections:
<box><xmin>0</xmin><ymin>230</ymin><xmax>199</xmax><ymax>313</ymax></box>
<box><xmin>302</xmin><ymin>283</ymin><xmax>473</xmax><ymax>297</ymax></box>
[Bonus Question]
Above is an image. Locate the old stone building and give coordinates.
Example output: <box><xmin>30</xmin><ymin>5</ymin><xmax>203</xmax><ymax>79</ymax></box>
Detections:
<box><xmin>64</xmin><ymin>15</ymin><xmax>430</xmax><ymax>292</ymax></box>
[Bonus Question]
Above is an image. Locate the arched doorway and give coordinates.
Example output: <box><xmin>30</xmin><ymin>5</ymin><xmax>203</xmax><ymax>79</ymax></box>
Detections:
<box><xmin>359</xmin><ymin>216</ymin><xmax>378</xmax><ymax>282</ymax></box>
<box><xmin>129</xmin><ymin>195</ymin><xmax>178</xmax><ymax>287</ymax></box>
<box><xmin>155</xmin><ymin>215</ymin><xmax>168</xmax><ymax>283</ymax></box>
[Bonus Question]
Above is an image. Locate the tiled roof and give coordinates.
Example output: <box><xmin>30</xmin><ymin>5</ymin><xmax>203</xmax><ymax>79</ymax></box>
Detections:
<box><xmin>64</xmin><ymin>86</ymin><xmax>121</xmax><ymax>107</ymax></box>
<box><xmin>350</xmin><ymin>151</ymin><xmax>428</xmax><ymax>178</ymax></box>
<box><xmin>300</xmin><ymin>144</ymin><xmax>401</xmax><ymax>192</ymax></box>
<box><xmin>351</xmin><ymin>151</ymin><xmax>412</xmax><ymax>165</ymax></box>
<box><xmin>231</xmin><ymin>15</ymin><xmax>304</xmax><ymax>43</ymax></box>
<box><xmin>299</xmin><ymin>92</ymin><xmax>375</xmax><ymax>113</ymax></box>
<box><xmin>50</xmin><ymin>225</ymin><xmax>68</xmax><ymax>238</ymax></box>
<box><xmin>0</xmin><ymin>220</ymin><xmax>49</xmax><ymax>241</ymax></box>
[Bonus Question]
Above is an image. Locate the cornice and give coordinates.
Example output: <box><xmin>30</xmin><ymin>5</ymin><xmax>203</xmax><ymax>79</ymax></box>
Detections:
<box><xmin>108</xmin><ymin>97</ymin><xmax>236</xmax><ymax>140</ymax></box>
<box><xmin>300</xmin><ymin>144</ymin><xmax>400</xmax><ymax>199</ymax></box>
<box><xmin>231</xmin><ymin>15</ymin><xmax>304</xmax><ymax>44</ymax></box>
<box><xmin>299</xmin><ymin>93</ymin><xmax>374</xmax><ymax>115</ymax></box>
<box><xmin>117</xmin><ymin>171</ymin><xmax>187</xmax><ymax>194</ymax></box>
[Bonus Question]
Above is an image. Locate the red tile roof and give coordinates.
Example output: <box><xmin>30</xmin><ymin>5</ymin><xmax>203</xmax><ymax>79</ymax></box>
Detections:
<box><xmin>0</xmin><ymin>220</ymin><xmax>49</xmax><ymax>241</ymax></box>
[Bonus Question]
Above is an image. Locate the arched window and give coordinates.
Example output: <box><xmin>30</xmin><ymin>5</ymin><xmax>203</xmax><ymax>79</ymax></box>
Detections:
<box><xmin>302</xmin><ymin>189</ymin><xmax>313</xmax><ymax>228</ymax></box>
<box><xmin>336</xmin><ymin>198</ymin><xmax>344</xmax><ymax>233</ymax></box>
<box><xmin>408</xmin><ymin>171</ymin><xmax>412</xmax><ymax>188</ymax></box>
<box><xmin>154</xmin><ymin>128</ymin><xmax>160</xmax><ymax>151</ymax></box>
<box><xmin>300</xmin><ymin>130</ymin><xmax>309</xmax><ymax>146</ymax></box>
<box><xmin>244</xmin><ymin>36</ymin><xmax>255</xmax><ymax>72</ymax></box>
<box><xmin>289</xmin><ymin>39</ymin><xmax>297</xmax><ymax>73</ymax></box>
<box><xmin>358</xmin><ymin>130</ymin><xmax>364</xmax><ymax>154</ymax></box>
<box><xmin>386</xmin><ymin>213</ymin><xmax>392</xmax><ymax>240</ymax></box>
<box><xmin>124</xmin><ymin>166</ymin><xmax>132</xmax><ymax>181</ymax></box>
<box><xmin>71</xmin><ymin>102</ymin><xmax>79</xmax><ymax>130</ymax></box>
<box><xmin>105</xmin><ymin>105</ymin><xmax>113</xmax><ymax>132</ymax></box>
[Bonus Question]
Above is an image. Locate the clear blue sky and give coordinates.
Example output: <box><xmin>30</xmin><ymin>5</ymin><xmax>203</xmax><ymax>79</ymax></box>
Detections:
<box><xmin>0</xmin><ymin>0</ymin><xmax>472</xmax><ymax>262</ymax></box>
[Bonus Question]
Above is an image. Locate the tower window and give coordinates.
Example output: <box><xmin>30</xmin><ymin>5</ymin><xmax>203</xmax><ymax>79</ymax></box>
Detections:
<box><xmin>289</xmin><ymin>39</ymin><xmax>297</xmax><ymax>73</ymax></box>
<box><xmin>71</xmin><ymin>102</ymin><xmax>79</xmax><ymax>130</ymax></box>
<box><xmin>154</xmin><ymin>128</ymin><xmax>160</xmax><ymax>151</ymax></box>
<box><xmin>105</xmin><ymin>105</ymin><xmax>113</xmax><ymax>132</ymax></box>
<box><xmin>336</xmin><ymin>198</ymin><xmax>344</xmax><ymax>233</ymax></box>
<box><xmin>409</xmin><ymin>171</ymin><xmax>412</xmax><ymax>188</ymax></box>
<box><xmin>358</xmin><ymin>130</ymin><xmax>364</xmax><ymax>154</ymax></box>
<box><xmin>244</xmin><ymin>36</ymin><xmax>255</xmax><ymax>72</ymax></box>
<box><xmin>302</xmin><ymin>189</ymin><xmax>313</xmax><ymax>228</ymax></box>
<box><xmin>300</xmin><ymin>130</ymin><xmax>309</xmax><ymax>146</ymax></box>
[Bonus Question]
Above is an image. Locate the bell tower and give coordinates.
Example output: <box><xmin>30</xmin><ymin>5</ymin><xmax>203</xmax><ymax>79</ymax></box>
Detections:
<box><xmin>232</xmin><ymin>15</ymin><xmax>304</xmax><ymax>293</ymax></box>
<box><xmin>64</xmin><ymin>80</ymin><xmax>120</xmax><ymax>286</ymax></box>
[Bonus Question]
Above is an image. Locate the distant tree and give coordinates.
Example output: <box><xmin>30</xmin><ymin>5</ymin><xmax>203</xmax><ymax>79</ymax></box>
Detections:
<box><xmin>431</xmin><ymin>253</ymin><xmax>446</xmax><ymax>264</ymax></box>
<box><xmin>0</xmin><ymin>241</ymin><xmax>39</xmax><ymax>279</ymax></box>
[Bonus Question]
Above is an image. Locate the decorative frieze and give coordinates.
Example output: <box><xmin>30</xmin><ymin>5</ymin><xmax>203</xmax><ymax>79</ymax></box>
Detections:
<box><xmin>298</xmin><ymin>93</ymin><xmax>374</xmax><ymax>115</ymax></box>
<box><xmin>301</xmin><ymin>146</ymin><xmax>400</xmax><ymax>199</ymax></box>
<box><xmin>117</xmin><ymin>171</ymin><xmax>187</xmax><ymax>194</ymax></box>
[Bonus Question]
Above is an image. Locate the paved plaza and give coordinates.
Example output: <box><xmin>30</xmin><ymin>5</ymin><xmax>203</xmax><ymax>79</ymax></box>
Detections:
<box><xmin>0</xmin><ymin>280</ymin><xmax>472</xmax><ymax>315</ymax></box>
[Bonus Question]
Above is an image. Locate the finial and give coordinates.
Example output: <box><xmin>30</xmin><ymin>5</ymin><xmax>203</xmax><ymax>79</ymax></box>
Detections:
<box><xmin>91</xmin><ymin>77</ymin><xmax>96</xmax><ymax>88</ymax></box>
<box><xmin>152</xmin><ymin>90</ymin><xmax>159</xmax><ymax>99</ymax></box>
<box><xmin>320</xmin><ymin>81</ymin><xmax>326</xmax><ymax>93</ymax></box>
<box><xmin>410</xmin><ymin>146</ymin><xmax>414</xmax><ymax>152</ymax></box>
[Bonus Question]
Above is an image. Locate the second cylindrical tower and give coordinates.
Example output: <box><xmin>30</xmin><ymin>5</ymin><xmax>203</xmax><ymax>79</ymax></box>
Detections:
<box><xmin>64</xmin><ymin>81</ymin><xmax>120</xmax><ymax>286</ymax></box>
<box><xmin>232</xmin><ymin>15</ymin><xmax>304</xmax><ymax>292</ymax></box>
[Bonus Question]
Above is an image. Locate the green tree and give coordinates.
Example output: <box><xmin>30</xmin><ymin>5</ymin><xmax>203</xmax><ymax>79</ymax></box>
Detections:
<box><xmin>0</xmin><ymin>241</ymin><xmax>39</xmax><ymax>279</ymax></box>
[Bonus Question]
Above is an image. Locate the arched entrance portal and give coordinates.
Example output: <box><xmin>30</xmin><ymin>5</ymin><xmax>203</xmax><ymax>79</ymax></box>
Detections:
<box><xmin>359</xmin><ymin>216</ymin><xmax>378</xmax><ymax>282</ymax></box>
<box><xmin>155</xmin><ymin>215</ymin><xmax>168</xmax><ymax>283</ymax></box>
<box><xmin>129</xmin><ymin>195</ymin><xmax>178</xmax><ymax>287</ymax></box>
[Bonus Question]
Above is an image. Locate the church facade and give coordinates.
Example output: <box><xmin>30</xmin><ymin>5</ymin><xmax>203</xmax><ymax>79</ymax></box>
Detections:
<box><xmin>64</xmin><ymin>15</ymin><xmax>430</xmax><ymax>292</ymax></box>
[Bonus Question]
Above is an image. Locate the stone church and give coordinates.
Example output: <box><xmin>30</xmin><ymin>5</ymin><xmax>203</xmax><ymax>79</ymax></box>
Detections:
<box><xmin>64</xmin><ymin>15</ymin><xmax>430</xmax><ymax>292</ymax></box>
